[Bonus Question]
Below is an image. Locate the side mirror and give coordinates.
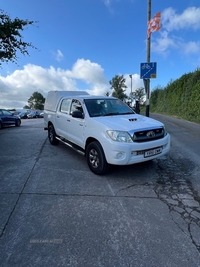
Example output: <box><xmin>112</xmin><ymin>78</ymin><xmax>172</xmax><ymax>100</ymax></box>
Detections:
<box><xmin>72</xmin><ymin>110</ymin><xmax>84</xmax><ymax>119</ymax></box>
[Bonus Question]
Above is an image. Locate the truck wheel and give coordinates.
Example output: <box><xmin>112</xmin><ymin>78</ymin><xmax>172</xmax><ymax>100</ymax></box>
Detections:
<box><xmin>48</xmin><ymin>124</ymin><xmax>59</xmax><ymax>145</ymax></box>
<box><xmin>86</xmin><ymin>141</ymin><xmax>109</xmax><ymax>175</ymax></box>
<box><xmin>15</xmin><ymin>119</ymin><xmax>21</xmax><ymax>127</ymax></box>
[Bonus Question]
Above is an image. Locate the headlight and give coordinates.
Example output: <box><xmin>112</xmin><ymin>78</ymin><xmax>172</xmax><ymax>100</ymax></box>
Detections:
<box><xmin>163</xmin><ymin>126</ymin><xmax>167</xmax><ymax>136</ymax></box>
<box><xmin>107</xmin><ymin>130</ymin><xmax>133</xmax><ymax>142</ymax></box>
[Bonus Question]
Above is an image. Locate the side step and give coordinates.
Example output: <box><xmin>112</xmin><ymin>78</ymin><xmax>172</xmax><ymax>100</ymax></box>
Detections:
<box><xmin>56</xmin><ymin>137</ymin><xmax>85</xmax><ymax>156</ymax></box>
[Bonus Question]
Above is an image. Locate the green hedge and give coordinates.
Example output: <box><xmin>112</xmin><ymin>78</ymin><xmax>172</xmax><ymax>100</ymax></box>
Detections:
<box><xmin>150</xmin><ymin>69</ymin><xmax>200</xmax><ymax>123</ymax></box>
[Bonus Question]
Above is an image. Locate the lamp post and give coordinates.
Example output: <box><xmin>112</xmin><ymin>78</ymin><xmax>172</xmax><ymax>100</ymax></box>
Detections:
<box><xmin>145</xmin><ymin>0</ymin><xmax>151</xmax><ymax>117</ymax></box>
<box><xmin>129</xmin><ymin>74</ymin><xmax>132</xmax><ymax>107</ymax></box>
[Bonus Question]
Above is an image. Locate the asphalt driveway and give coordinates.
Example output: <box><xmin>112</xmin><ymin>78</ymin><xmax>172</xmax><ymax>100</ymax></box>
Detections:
<box><xmin>0</xmin><ymin>118</ymin><xmax>200</xmax><ymax>267</ymax></box>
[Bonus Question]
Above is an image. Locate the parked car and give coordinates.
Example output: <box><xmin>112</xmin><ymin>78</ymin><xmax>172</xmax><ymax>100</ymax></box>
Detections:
<box><xmin>27</xmin><ymin>111</ymin><xmax>39</xmax><ymax>119</ymax></box>
<box><xmin>44</xmin><ymin>91</ymin><xmax>170</xmax><ymax>175</ymax></box>
<box><xmin>0</xmin><ymin>109</ymin><xmax>21</xmax><ymax>129</ymax></box>
<box><xmin>18</xmin><ymin>111</ymin><xmax>29</xmax><ymax>119</ymax></box>
<box><xmin>12</xmin><ymin>109</ymin><xmax>31</xmax><ymax>119</ymax></box>
<box><xmin>38</xmin><ymin>111</ymin><xmax>44</xmax><ymax>118</ymax></box>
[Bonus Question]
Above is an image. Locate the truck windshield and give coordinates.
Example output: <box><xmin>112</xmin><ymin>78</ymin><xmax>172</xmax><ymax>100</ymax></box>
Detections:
<box><xmin>84</xmin><ymin>98</ymin><xmax>135</xmax><ymax>117</ymax></box>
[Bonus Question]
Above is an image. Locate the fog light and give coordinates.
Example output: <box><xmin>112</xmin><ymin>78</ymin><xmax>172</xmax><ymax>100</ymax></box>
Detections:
<box><xmin>116</xmin><ymin>152</ymin><xmax>124</xmax><ymax>159</ymax></box>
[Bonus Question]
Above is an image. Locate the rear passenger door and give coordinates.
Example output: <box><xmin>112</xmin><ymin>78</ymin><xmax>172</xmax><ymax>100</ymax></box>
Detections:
<box><xmin>55</xmin><ymin>98</ymin><xmax>71</xmax><ymax>138</ymax></box>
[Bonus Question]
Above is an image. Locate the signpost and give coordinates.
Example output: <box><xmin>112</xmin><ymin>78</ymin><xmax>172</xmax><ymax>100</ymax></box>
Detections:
<box><xmin>141</xmin><ymin>0</ymin><xmax>161</xmax><ymax>117</ymax></box>
<box><xmin>140</xmin><ymin>62</ymin><xmax>157</xmax><ymax>79</ymax></box>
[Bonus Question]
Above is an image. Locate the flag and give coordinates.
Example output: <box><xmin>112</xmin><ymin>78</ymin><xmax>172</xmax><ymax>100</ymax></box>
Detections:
<box><xmin>147</xmin><ymin>12</ymin><xmax>161</xmax><ymax>39</ymax></box>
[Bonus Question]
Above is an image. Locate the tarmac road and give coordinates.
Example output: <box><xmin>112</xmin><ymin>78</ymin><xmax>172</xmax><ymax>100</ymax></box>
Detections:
<box><xmin>0</xmin><ymin>116</ymin><xmax>200</xmax><ymax>267</ymax></box>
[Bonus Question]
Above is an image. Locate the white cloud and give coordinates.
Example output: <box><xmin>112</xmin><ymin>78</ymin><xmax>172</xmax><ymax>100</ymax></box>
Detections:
<box><xmin>52</xmin><ymin>49</ymin><xmax>64</xmax><ymax>62</ymax></box>
<box><xmin>0</xmin><ymin>59</ymin><xmax>110</xmax><ymax>109</ymax></box>
<box><xmin>125</xmin><ymin>74</ymin><xmax>143</xmax><ymax>94</ymax></box>
<box><xmin>181</xmin><ymin>41</ymin><xmax>200</xmax><ymax>54</ymax></box>
<box><xmin>103</xmin><ymin>0</ymin><xmax>111</xmax><ymax>8</ymax></box>
<box><xmin>0</xmin><ymin>58</ymin><xmax>142</xmax><ymax>109</ymax></box>
<box><xmin>151</xmin><ymin>31</ymin><xmax>178</xmax><ymax>55</ymax></box>
<box><xmin>162</xmin><ymin>7</ymin><xmax>200</xmax><ymax>31</ymax></box>
<box><xmin>56</xmin><ymin>50</ymin><xmax>64</xmax><ymax>61</ymax></box>
<box><xmin>70</xmin><ymin>59</ymin><xmax>108</xmax><ymax>84</ymax></box>
<box><xmin>151</xmin><ymin>7</ymin><xmax>200</xmax><ymax>57</ymax></box>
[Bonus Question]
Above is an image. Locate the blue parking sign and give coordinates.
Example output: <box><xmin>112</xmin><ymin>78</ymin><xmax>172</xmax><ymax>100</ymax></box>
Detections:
<box><xmin>140</xmin><ymin>62</ymin><xmax>157</xmax><ymax>79</ymax></box>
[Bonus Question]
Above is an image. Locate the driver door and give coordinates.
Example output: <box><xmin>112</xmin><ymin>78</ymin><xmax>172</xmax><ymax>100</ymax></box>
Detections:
<box><xmin>67</xmin><ymin>99</ymin><xmax>85</xmax><ymax>148</ymax></box>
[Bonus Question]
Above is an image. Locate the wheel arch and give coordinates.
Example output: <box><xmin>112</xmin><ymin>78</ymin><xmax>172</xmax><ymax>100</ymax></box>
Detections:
<box><xmin>48</xmin><ymin>121</ymin><xmax>53</xmax><ymax>127</ymax></box>
<box><xmin>48</xmin><ymin>121</ymin><xmax>56</xmax><ymax>133</ymax></box>
<box><xmin>48</xmin><ymin>122</ymin><xmax>59</xmax><ymax>145</ymax></box>
<box><xmin>85</xmin><ymin>139</ymin><xmax>109</xmax><ymax>175</ymax></box>
<box><xmin>15</xmin><ymin>119</ymin><xmax>21</xmax><ymax>127</ymax></box>
<box><xmin>85</xmin><ymin>137</ymin><xmax>99</xmax><ymax>155</ymax></box>
<box><xmin>85</xmin><ymin>137</ymin><xmax>108</xmax><ymax>161</ymax></box>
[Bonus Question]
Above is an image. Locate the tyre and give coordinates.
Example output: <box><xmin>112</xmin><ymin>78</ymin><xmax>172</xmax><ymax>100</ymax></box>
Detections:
<box><xmin>15</xmin><ymin>119</ymin><xmax>21</xmax><ymax>127</ymax></box>
<box><xmin>48</xmin><ymin>124</ymin><xmax>59</xmax><ymax>145</ymax></box>
<box><xmin>0</xmin><ymin>122</ymin><xmax>2</xmax><ymax>129</ymax></box>
<box><xmin>86</xmin><ymin>141</ymin><xmax>109</xmax><ymax>175</ymax></box>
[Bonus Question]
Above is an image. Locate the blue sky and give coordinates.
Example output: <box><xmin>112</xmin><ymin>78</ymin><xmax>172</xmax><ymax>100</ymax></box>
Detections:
<box><xmin>1</xmin><ymin>0</ymin><xmax>200</xmax><ymax>108</ymax></box>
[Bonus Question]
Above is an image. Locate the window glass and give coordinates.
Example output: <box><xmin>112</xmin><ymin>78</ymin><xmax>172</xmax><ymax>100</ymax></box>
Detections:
<box><xmin>2</xmin><ymin>110</ymin><xmax>12</xmax><ymax>115</ymax></box>
<box><xmin>60</xmin><ymin>99</ymin><xmax>71</xmax><ymax>113</ymax></box>
<box><xmin>70</xmin><ymin>99</ymin><xmax>83</xmax><ymax>114</ymax></box>
<box><xmin>84</xmin><ymin>98</ymin><xmax>134</xmax><ymax>117</ymax></box>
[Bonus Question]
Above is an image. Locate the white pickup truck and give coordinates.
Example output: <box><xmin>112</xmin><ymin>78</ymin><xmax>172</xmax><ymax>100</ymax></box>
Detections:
<box><xmin>44</xmin><ymin>91</ymin><xmax>170</xmax><ymax>175</ymax></box>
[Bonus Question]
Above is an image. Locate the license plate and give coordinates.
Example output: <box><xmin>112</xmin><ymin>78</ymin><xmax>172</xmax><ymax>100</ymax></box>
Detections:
<box><xmin>144</xmin><ymin>147</ymin><xmax>162</xmax><ymax>158</ymax></box>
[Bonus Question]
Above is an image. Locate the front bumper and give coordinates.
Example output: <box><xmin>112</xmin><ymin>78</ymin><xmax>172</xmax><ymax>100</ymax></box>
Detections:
<box><xmin>102</xmin><ymin>134</ymin><xmax>170</xmax><ymax>165</ymax></box>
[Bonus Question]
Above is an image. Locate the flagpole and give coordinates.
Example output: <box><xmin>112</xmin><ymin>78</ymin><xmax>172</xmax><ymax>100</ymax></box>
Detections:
<box><xmin>144</xmin><ymin>0</ymin><xmax>151</xmax><ymax>117</ymax></box>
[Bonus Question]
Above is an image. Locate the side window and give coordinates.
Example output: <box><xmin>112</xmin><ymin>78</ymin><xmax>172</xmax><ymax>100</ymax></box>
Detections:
<box><xmin>70</xmin><ymin>99</ymin><xmax>83</xmax><ymax>114</ymax></box>
<box><xmin>60</xmin><ymin>99</ymin><xmax>71</xmax><ymax>113</ymax></box>
<box><xmin>2</xmin><ymin>110</ymin><xmax>12</xmax><ymax>115</ymax></box>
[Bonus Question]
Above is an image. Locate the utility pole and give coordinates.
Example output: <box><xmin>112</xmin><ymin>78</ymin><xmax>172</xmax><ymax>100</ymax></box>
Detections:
<box><xmin>129</xmin><ymin>74</ymin><xmax>132</xmax><ymax>106</ymax></box>
<box><xmin>144</xmin><ymin>0</ymin><xmax>151</xmax><ymax>117</ymax></box>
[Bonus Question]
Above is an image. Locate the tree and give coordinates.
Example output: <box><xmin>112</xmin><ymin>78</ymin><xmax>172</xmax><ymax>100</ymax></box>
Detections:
<box><xmin>0</xmin><ymin>9</ymin><xmax>37</xmax><ymax>65</ymax></box>
<box><xmin>109</xmin><ymin>75</ymin><xmax>127</xmax><ymax>101</ymax></box>
<box><xmin>133</xmin><ymin>87</ymin><xmax>145</xmax><ymax>104</ymax></box>
<box><xmin>25</xmin><ymin>92</ymin><xmax>45</xmax><ymax>110</ymax></box>
<box><xmin>105</xmin><ymin>91</ymin><xmax>110</xmax><ymax>96</ymax></box>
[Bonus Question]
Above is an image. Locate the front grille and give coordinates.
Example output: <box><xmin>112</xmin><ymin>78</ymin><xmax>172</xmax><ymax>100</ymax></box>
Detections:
<box><xmin>132</xmin><ymin>127</ymin><xmax>164</xmax><ymax>142</ymax></box>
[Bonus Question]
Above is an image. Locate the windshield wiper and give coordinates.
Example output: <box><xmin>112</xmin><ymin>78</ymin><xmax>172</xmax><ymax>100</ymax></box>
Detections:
<box><xmin>103</xmin><ymin>112</ymin><xmax>134</xmax><ymax>116</ymax></box>
<box><xmin>103</xmin><ymin>112</ymin><xmax>120</xmax><ymax>116</ymax></box>
<box><xmin>121</xmin><ymin>112</ymin><xmax>134</xmax><ymax>115</ymax></box>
